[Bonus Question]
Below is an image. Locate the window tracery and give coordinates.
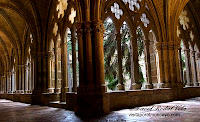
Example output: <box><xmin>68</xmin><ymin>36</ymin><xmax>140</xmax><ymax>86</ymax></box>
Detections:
<box><xmin>111</xmin><ymin>3</ymin><xmax>123</xmax><ymax>19</ymax></box>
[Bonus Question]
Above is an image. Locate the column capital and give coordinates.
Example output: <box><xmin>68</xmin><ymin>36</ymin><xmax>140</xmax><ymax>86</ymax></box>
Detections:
<box><xmin>144</xmin><ymin>40</ymin><xmax>150</xmax><ymax>46</ymax></box>
<box><xmin>76</xmin><ymin>22</ymin><xmax>83</xmax><ymax>36</ymax></box>
<box><xmin>162</xmin><ymin>42</ymin><xmax>168</xmax><ymax>50</ymax></box>
<box><xmin>83</xmin><ymin>21</ymin><xmax>92</xmax><ymax>35</ymax></box>
<box><xmin>155</xmin><ymin>42</ymin><xmax>162</xmax><ymax>51</ymax></box>
<box><xmin>47</xmin><ymin>51</ymin><xmax>54</xmax><ymax>60</ymax></box>
<box><xmin>92</xmin><ymin>20</ymin><xmax>105</xmax><ymax>37</ymax></box>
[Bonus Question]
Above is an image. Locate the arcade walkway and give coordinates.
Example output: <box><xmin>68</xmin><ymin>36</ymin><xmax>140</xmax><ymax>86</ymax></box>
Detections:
<box><xmin>0</xmin><ymin>97</ymin><xmax>200</xmax><ymax>122</ymax></box>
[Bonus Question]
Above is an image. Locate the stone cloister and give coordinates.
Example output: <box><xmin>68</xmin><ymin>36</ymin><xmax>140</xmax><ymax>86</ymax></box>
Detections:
<box><xmin>0</xmin><ymin>0</ymin><xmax>200</xmax><ymax>117</ymax></box>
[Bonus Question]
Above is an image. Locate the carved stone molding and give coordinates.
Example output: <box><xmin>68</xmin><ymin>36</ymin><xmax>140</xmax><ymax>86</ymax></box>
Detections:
<box><xmin>92</xmin><ymin>21</ymin><xmax>105</xmax><ymax>37</ymax></box>
<box><xmin>84</xmin><ymin>21</ymin><xmax>92</xmax><ymax>35</ymax></box>
<box><xmin>76</xmin><ymin>22</ymin><xmax>83</xmax><ymax>36</ymax></box>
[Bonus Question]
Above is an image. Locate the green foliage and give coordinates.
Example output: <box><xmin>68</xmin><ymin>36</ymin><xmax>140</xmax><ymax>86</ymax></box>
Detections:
<box><xmin>103</xmin><ymin>19</ymin><xmax>145</xmax><ymax>90</ymax></box>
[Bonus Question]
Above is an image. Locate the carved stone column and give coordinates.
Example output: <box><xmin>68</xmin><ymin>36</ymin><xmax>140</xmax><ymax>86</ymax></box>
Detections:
<box><xmin>24</xmin><ymin>64</ymin><xmax>29</xmax><ymax>93</ymax></box>
<box><xmin>116</xmin><ymin>33</ymin><xmax>124</xmax><ymax>90</ymax></box>
<box><xmin>76</xmin><ymin>23</ymin><xmax>84</xmax><ymax>87</ymax></box>
<box><xmin>6</xmin><ymin>72</ymin><xmax>11</xmax><ymax>93</ymax></box>
<box><xmin>168</xmin><ymin>42</ymin><xmax>177</xmax><ymax>87</ymax></box>
<box><xmin>54</xmin><ymin>41</ymin><xmax>60</xmax><ymax>93</ymax></box>
<box><xmin>191</xmin><ymin>48</ymin><xmax>199</xmax><ymax>86</ymax></box>
<box><xmin>71</xmin><ymin>26</ymin><xmax>77</xmax><ymax>92</ymax></box>
<box><xmin>196</xmin><ymin>52</ymin><xmax>200</xmax><ymax>84</ymax></box>
<box><xmin>130</xmin><ymin>36</ymin><xmax>141</xmax><ymax>89</ymax></box>
<box><xmin>28</xmin><ymin>63</ymin><xmax>31</xmax><ymax>93</ymax></box>
<box><xmin>11</xmin><ymin>71</ymin><xmax>15</xmax><ymax>92</ymax></box>
<box><xmin>155</xmin><ymin>42</ymin><xmax>164</xmax><ymax>88</ymax></box>
<box><xmin>60</xmin><ymin>36</ymin><xmax>69</xmax><ymax>102</ymax></box>
<box><xmin>84</xmin><ymin>21</ymin><xmax>93</xmax><ymax>85</ymax></box>
<box><xmin>47</xmin><ymin>51</ymin><xmax>54</xmax><ymax>93</ymax></box>
<box><xmin>144</xmin><ymin>40</ymin><xmax>153</xmax><ymax>89</ymax></box>
<box><xmin>162</xmin><ymin>42</ymin><xmax>171</xmax><ymax>88</ymax></box>
<box><xmin>18</xmin><ymin>65</ymin><xmax>22</xmax><ymax>92</ymax></box>
<box><xmin>184</xmin><ymin>48</ymin><xmax>193</xmax><ymax>86</ymax></box>
<box><xmin>178</xmin><ymin>47</ymin><xmax>184</xmax><ymax>85</ymax></box>
<box><xmin>76</xmin><ymin>21</ymin><xmax>109</xmax><ymax>116</ymax></box>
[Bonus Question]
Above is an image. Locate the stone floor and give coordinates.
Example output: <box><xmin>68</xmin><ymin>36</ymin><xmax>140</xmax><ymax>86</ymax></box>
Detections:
<box><xmin>1</xmin><ymin>98</ymin><xmax>200</xmax><ymax>122</ymax></box>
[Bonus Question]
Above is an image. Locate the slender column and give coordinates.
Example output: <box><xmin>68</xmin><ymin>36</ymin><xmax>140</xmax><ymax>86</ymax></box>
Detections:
<box><xmin>28</xmin><ymin>63</ymin><xmax>31</xmax><ymax>92</ymax></box>
<box><xmin>0</xmin><ymin>76</ymin><xmax>1</xmax><ymax>93</ymax></box>
<box><xmin>60</xmin><ymin>35</ymin><xmax>69</xmax><ymax>102</ymax></box>
<box><xmin>21</xmin><ymin>65</ymin><xmax>25</xmax><ymax>93</ymax></box>
<box><xmin>184</xmin><ymin>48</ymin><xmax>193</xmax><ymax>86</ymax></box>
<box><xmin>196</xmin><ymin>53</ymin><xmax>200</xmax><ymax>83</ymax></box>
<box><xmin>24</xmin><ymin>64</ymin><xmax>29</xmax><ymax>93</ymax></box>
<box><xmin>8</xmin><ymin>72</ymin><xmax>11</xmax><ymax>93</ymax></box>
<box><xmin>92</xmin><ymin>21</ymin><xmax>106</xmax><ymax>90</ymax></box>
<box><xmin>168</xmin><ymin>42</ymin><xmax>177</xmax><ymax>87</ymax></box>
<box><xmin>18</xmin><ymin>65</ymin><xmax>22</xmax><ymax>92</ymax></box>
<box><xmin>54</xmin><ymin>41</ymin><xmax>59</xmax><ymax>93</ymax></box>
<box><xmin>47</xmin><ymin>51</ymin><xmax>54</xmax><ymax>93</ymax></box>
<box><xmin>162</xmin><ymin>42</ymin><xmax>171</xmax><ymax>88</ymax></box>
<box><xmin>76</xmin><ymin>23</ymin><xmax>84</xmax><ymax>87</ymax></box>
<box><xmin>84</xmin><ymin>22</ymin><xmax>93</xmax><ymax>85</ymax></box>
<box><xmin>191</xmin><ymin>49</ymin><xmax>199</xmax><ymax>86</ymax></box>
<box><xmin>31</xmin><ymin>60</ymin><xmax>34</xmax><ymax>91</ymax></box>
<box><xmin>155</xmin><ymin>42</ymin><xmax>164</xmax><ymax>88</ymax></box>
<box><xmin>144</xmin><ymin>40</ymin><xmax>153</xmax><ymax>89</ymax></box>
<box><xmin>71</xmin><ymin>26</ymin><xmax>77</xmax><ymax>92</ymax></box>
<box><xmin>116</xmin><ymin>33</ymin><xmax>124</xmax><ymax>90</ymax></box>
<box><xmin>178</xmin><ymin>48</ymin><xmax>184</xmax><ymax>84</ymax></box>
<box><xmin>11</xmin><ymin>71</ymin><xmax>15</xmax><ymax>92</ymax></box>
<box><xmin>130</xmin><ymin>36</ymin><xmax>141</xmax><ymax>89</ymax></box>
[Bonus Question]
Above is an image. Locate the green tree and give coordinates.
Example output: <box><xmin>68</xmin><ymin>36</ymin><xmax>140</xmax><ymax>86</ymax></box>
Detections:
<box><xmin>103</xmin><ymin>19</ymin><xmax>145</xmax><ymax>90</ymax></box>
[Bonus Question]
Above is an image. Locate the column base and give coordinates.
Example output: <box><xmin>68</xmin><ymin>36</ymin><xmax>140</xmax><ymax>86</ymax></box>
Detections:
<box><xmin>72</xmin><ymin>87</ymin><xmax>77</xmax><ymax>92</ymax></box>
<box><xmin>117</xmin><ymin>84</ymin><xmax>125</xmax><ymax>90</ymax></box>
<box><xmin>76</xmin><ymin>85</ymin><xmax>109</xmax><ymax>117</ymax></box>
<box><xmin>60</xmin><ymin>87</ymin><xmax>69</xmax><ymax>102</ymax></box>
<box><xmin>163</xmin><ymin>83</ymin><xmax>171</xmax><ymax>88</ymax></box>
<box><xmin>47</xmin><ymin>88</ymin><xmax>55</xmax><ymax>93</ymax></box>
<box><xmin>177</xmin><ymin>82</ymin><xmax>184</xmax><ymax>88</ymax></box>
<box><xmin>54</xmin><ymin>88</ymin><xmax>61</xmax><ymax>93</ymax></box>
<box><xmin>171</xmin><ymin>83</ymin><xmax>178</xmax><ymax>88</ymax></box>
<box><xmin>194</xmin><ymin>83</ymin><xmax>200</xmax><ymax>87</ymax></box>
<box><xmin>144</xmin><ymin>83</ymin><xmax>153</xmax><ymax>89</ymax></box>
<box><xmin>131</xmin><ymin>83</ymin><xmax>141</xmax><ymax>90</ymax></box>
<box><xmin>186</xmin><ymin>83</ymin><xmax>193</xmax><ymax>87</ymax></box>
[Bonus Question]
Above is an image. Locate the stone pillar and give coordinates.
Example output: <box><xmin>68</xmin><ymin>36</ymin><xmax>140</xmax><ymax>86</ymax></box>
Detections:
<box><xmin>24</xmin><ymin>64</ymin><xmax>29</xmax><ymax>93</ymax></box>
<box><xmin>18</xmin><ymin>65</ymin><xmax>22</xmax><ymax>93</ymax></box>
<box><xmin>184</xmin><ymin>48</ymin><xmax>193</xmax><ymax>86</ymax></box>
<box><xmin>21</xmin><ymin>65</ymin><xmax>25</xmax><ymax>93</ymax></box>
<box><xmin>162</xmin><ymin>42</ymin><xmax>171</xmax><ymax>88</ymax></box>
<box><xmin>0</xmin><ymin>76</ymin><xmax>1</xmax><ymax>93</ymax></box>
<box><xmin>31</xmin><ymin>60</ymin><xmax>34</xmax><ymax>91</ymax></box>
<box><xmin>47</xmin><ymin>51</ymin><xmax>54</xmax><ymax>93</ymax></box>
<box><xmin>76</xmin><ymin>23</ymin><xmax>84</xmax><ymax>87</ymax></box>
<box><xmin>178</xmin><ymin>47</ymin><xmax>184</xmax><ymax>85</ymax></box>
<box><xmin>155</xmin><ymin>42</ymin><xmax>164</xmax><ymax>88</ymax></box>
<box><xmin>60</xmin><ymin>35</ymin><xmax>69</xmax><ymax>102</ymax></box>
<box><xmin>76</xmin><ymin>21</ymin><xmax>109</xmax><ymax>116</ymax></box>
<box><xmin>116</xmin><ymin>33</ymin><xmax>124</xmax><ymax>90</ymax></box>
<box><xmin>84</xmin><ymin>21</ymin><xmax>93</xmax><ymax>85</ymax></box>
<box><xmin>11</xmin><ymin>71</ymin><xmax>15</xmax><ymax>92</ymax></box>
<box><xmin>28</xmin><ymin>63</ymin><xmax>31</xmax><ymax>92</ymax></box>
<box><xmin>196</xmin><ymin>53</ymin><xmax>200</xmax><ymax>84</ymax></box>
<box><xmin>71</xmin><ymin>26</ymin><xmax>77</xmax><ymax>92</ymax></box>
<box><xmin>54</xmin><ymin>41</ymin><xmax>59</xmax><ymax>93</ymax></box>
<box><xmin>144</xmin><ymin>40</ymin><xmax>153</xmax><ymax>89</ymax></box>
<box><xmin>168</xmin><ymin>42</ymin><xmax>177</xmax><ymax>87</ymax></box>
<box><xmin>191</xmin><ymin>49</ymin><xmax>199</xmax><ymax>86</ymax></box>
<box><xmin>130</xmin><ymin>36</ymin><xmax>141</xmax><ymax>89</ymax></box>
